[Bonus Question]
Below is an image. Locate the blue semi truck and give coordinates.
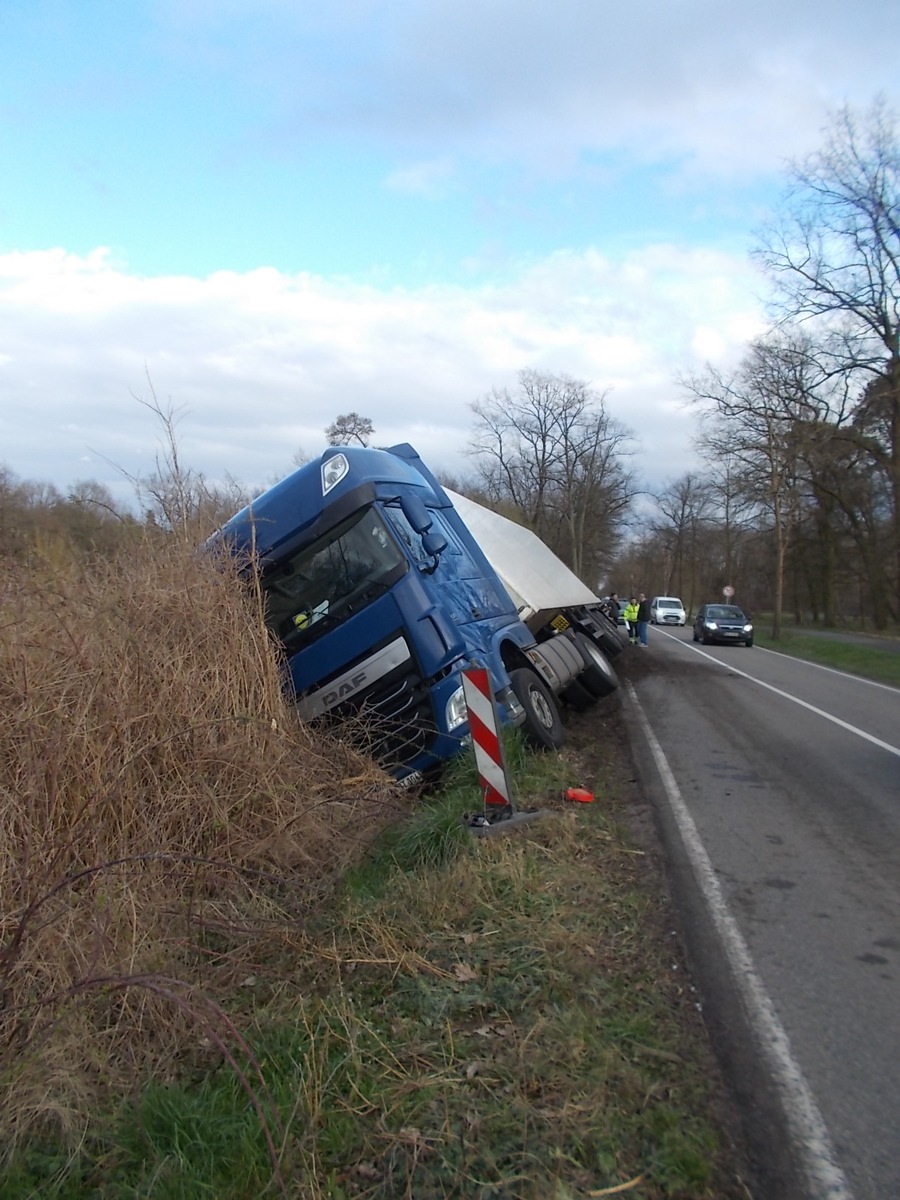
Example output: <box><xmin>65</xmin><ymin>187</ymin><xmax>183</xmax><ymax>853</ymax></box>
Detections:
<box><xmin>213</xmin><ymin>443</ymin><xmax>620</xmax><ymax>786</ymax></box>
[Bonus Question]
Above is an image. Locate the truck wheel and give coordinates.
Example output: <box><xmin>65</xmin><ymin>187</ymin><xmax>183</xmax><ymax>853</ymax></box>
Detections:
<box><xmin>561</xmin><ymin>677</ymin><xmax>596</xmax><ymax>712</ymax></box>
<box><xmin>597</xmin><ymin>627</ymin><xmax>624</xmax><ymax>657</ymax></box>
<box><xmin>575</xmin><ymin>633</ymin><xmax>618</xmax><ymax>697</ymax></box>
<box><xmin>510</xmin><ymin>668</ymin><xmax>565</xmax><ymax>751</ymax></box>
<box><xmin>594</xmin><ymin>614</ymin><xmax>624</xmax><ymax>657</ymax></box>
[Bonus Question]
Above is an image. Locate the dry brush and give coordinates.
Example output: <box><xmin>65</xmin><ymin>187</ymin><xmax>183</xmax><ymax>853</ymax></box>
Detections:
<box><xmin>0</xmin><ymin>530</ymin><xmax>405</xmax><ymax>1148</ymax></box>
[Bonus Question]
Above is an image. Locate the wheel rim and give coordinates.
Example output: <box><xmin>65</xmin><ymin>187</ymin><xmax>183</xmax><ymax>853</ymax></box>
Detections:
<box><xmin>529</xmin><ymin>685</ymin><xmax>555</xmax><ymax>730</ymax></box>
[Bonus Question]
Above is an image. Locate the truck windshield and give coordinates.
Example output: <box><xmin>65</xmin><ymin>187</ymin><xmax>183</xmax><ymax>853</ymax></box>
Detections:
<box><xmin>261</xmin><ymin>507</ymin><xmax>407</xmax><ymax>648</ymax></box>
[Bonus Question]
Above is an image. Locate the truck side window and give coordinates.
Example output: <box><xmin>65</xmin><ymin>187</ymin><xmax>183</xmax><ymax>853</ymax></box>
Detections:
<box><xmin>384</xmin><ymin>506</ymin><xmax>428</xmax><ymax>559</ymax></box>
<box><xmin>424</xmin><ymin>510</ymin><xmax>463</xmax><ymax>558</ymax></box>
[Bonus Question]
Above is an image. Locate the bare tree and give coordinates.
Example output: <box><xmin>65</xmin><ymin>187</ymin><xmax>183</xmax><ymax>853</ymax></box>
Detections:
<box><xmin>653</xmin><ymin>473</ymin><xmax>715</xmax><ymax>610</ymax></box>
<box><xmin>325</xmin><ymin>413</ymin><xmax>375</xmax><ymax>447</ymax></box>
<box><xmin>468</xmin><ymin>369</ymin><xmax>636</xmax><ymax>582</ymax></box>
<box><xmin>754</xmin><ymin>97</ymin><xmax>900</xmax><ymax>619</ymax></box>
<box><xmin>703</xmin><ymin>448</ymin><xmax>761</xmax><ymax>601</ymax></box>
<box><xmin>130</xmin><ymin>392</ymin><xmax>215</xmax><ymax>536</ymax></box>
<box><xmin>469</xmin><ymin>370</ymin><xmax>582</xmax><ymax>528</ymax></box>
<box><xmin>114</xmin><ymin>379</ymin><xmax>251</xmax><ymax>536</ymax></box>
<box><xmin>685</xmin><ymin>335</ymin><xmax>833</xmax><ymax>636</ymax></box>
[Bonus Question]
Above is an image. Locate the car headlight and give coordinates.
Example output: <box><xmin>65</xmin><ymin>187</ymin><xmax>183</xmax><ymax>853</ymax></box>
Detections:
<box><xmin>706</xmin><ymin>621</ymin><xmax>718</xmax><ymax>630</ymax></box>
<box><xmin>445</xmin><ymin>684</ymin><xmax>468</xmax><ymax>732</ymax></box>
<box><xmin>743</xmin><ymin>623</ymin><xmax>753</xmax><ymax>633</ymax></box>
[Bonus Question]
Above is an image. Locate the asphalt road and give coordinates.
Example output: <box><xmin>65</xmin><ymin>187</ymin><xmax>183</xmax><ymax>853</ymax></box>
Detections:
<box><xmin>624</xmin><ymin>628</ymin><xmax>900</xmax><ymax>1200</ymax></box>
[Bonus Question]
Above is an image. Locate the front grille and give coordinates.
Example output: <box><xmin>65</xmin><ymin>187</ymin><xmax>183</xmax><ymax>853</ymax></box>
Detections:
<box><xmin>325</xmin><ymin>657</ymin><xmax>438</xmax><ymax>770</ymax></box>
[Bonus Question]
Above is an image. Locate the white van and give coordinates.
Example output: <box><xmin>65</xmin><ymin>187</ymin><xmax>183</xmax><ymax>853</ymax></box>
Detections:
<box><xmin>650</xmin><ymin>596</ymin><xmax>686</xmax><ymax>626</ymax></box>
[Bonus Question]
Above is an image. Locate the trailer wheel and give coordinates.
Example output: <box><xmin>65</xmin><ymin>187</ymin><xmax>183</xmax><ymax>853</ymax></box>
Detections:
<box><xmin>574</xmin><ymin>633</ymin><xmax>618</xmax><ymax>697</ymax></box>
<box><xmin>510</xmin><ymin>668</ymin><xmax>565</xmax><ymax>751</ymax></box>
<box><xmin>593</xmin><ymin>614</ymin><xmax>624</xmax><ymax>657</ymax></box>
<box><xmin>598</xmin><ymin>627</ymin><xmax>624</xmax><ymax>657</ymax></box>
<box><xmin>561</xmin><ymin>677</ymin><xmax>596</xmax><ymax>712</ymax></box>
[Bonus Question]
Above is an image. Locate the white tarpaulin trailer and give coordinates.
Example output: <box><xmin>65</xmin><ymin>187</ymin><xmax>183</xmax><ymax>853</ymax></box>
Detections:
<box><xmin>444</xmin><ymin>489</ymin><xmax>600</xmax><ymax>631</ymax></box>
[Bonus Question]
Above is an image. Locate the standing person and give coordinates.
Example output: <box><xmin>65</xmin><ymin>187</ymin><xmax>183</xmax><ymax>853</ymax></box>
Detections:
<box><xmin>623</xmin><ymin>596</ymin><xmax>639</xmax><ymax>644</ymax></box>
<box><xmin>636</xmin><ymin>593</ymin><xmax>651</xmax><ymax>646</ymax></box>
<box><xmin>607</xmin><ymin>592</ymin><xmax>621</xmax><ymax>623</ymax></box>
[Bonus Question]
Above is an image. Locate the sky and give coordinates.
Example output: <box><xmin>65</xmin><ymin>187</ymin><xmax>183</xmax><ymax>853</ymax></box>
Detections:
<box><xmin>2</xmin><ymin>0</ymin><xmax>898</xmax><ymax>513</ymax></box>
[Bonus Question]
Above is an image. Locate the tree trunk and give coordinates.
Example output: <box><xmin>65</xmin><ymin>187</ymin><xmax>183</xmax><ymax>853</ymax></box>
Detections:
<box><xmin>889</xmin><ymin>357</ymin><xmax>900</xmax><ymax>623</ymax></box>
<box><xmin>772</xmin><ymin>494</ymin><xmax>786</xmax><ymax>639</ymax></box>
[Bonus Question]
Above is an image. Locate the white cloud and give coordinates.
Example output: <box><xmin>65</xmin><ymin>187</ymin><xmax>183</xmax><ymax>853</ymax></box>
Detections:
<box><xmin>6</xmin><ymin>0</ymin><xmax>891</xmax><ymax>530</ymax></box>
<box><xmin>154</xmin><ymin>0</ymin><xmax>898</xmax><ymax>179</ymax></box>
<box><xmin>0</xmin><ymin>244</ymin><xmax>767</xmax><ymax>508</ymax></box>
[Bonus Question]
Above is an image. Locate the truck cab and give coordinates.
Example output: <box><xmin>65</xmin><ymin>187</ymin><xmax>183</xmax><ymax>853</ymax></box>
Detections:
<box><xmin>213</xmin><ymin>444</ymin><xmax>551</xmax><ymax>784</ymax></box>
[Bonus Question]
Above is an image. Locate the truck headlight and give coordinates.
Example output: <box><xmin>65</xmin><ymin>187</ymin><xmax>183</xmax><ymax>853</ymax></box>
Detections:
<box><xmin>445</xmin><ymin>684</ymin><xmax>468</xmax><ymax>731</ymax></box>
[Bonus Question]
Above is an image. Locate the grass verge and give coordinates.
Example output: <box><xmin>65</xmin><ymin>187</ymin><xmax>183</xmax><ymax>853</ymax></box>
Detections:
<box><xmin>4</xmin><ymin>728</ymin><xmax>753</xmax><ymax>1199</ymax></box>
<box><xmin>753</xmin><ymin>629</ymin><xmax>900</xmax><ymax>687</ymax></box>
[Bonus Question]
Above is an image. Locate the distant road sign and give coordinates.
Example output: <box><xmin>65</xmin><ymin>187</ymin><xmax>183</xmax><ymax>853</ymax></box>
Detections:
<box><xmin>723</xmin><ymin>585</ymin><xmax>735</xmax><ymax>597</ymax></box>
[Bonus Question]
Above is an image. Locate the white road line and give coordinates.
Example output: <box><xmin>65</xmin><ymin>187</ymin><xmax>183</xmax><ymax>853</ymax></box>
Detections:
<box><xmin>754</xmin><ymin>644</ymin><xmax>900</xmax><ymax>694</ymax></box>
<box><xmin>659</xmin><ymin>625</ymin><xmax>900</xmax><ymax>695</ymax></box>
<box><xmin>660</xmin><ymin>634</ymin><xmax>900</xmax><ymax>759</ymax></box>
<box><xmin>627</xmin><ymin>681</ymin><xmax>855</xmax><ymax>1200</ymax></box>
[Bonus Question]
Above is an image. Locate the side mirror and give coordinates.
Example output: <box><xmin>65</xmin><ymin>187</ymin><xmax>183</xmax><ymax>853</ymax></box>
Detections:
<box><xmin>400</xmin><ymin>494</ymin><xmax>433</xmax><ymax>534</ymax></box>
<box><xmin>397</xmin><ymin>493</ymin><xmax>446</xmax><ymax>571</ymax></box>
<box><xmin>422</xmin><ymin>530</ymin><xmax>447</xmax><ymax>557</ymax></box>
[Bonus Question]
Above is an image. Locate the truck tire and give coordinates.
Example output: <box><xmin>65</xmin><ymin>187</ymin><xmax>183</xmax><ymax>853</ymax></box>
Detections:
<box><xmin>575</xmin><ymin>633</ymin><xmax>618</xmax><ymax>698</ymax></box>
<box><xmin>597</xmin><ymin>627</ymin><xmax>624</xmax><ymax>658</ymax></box>
<box><xmin>561</xmin><ymin>677</ymin><xmax>596</xmax><ymax>712</ymax></box>
<box><xmin>593</xmin><ymin>613</ymin><xmax>624</xmax><ymax>657</ymax></box>
<box><xmin>510</xmin><ymin>667</ymin><xmax>565</xmax><ymax>751</ymax></box>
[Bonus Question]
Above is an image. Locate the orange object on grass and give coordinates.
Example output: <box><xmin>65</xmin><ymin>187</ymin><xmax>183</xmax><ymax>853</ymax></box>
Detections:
<box><xmin>565</xmin><ymin>787</ymin><xmax>594</xmax><ymax>804</ymax></box>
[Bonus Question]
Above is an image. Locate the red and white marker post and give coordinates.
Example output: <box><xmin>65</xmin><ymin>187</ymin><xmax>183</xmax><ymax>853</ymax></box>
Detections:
<box><xmin>461</xmin><ymin>667</ymin><xmax>515</xmax><ymax>814</ymax></box>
